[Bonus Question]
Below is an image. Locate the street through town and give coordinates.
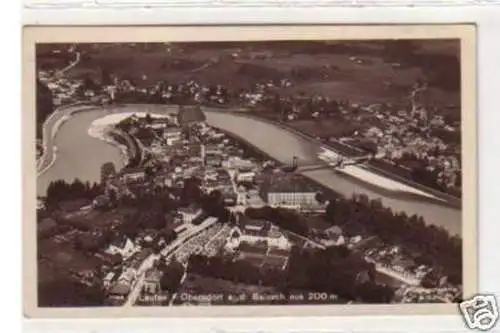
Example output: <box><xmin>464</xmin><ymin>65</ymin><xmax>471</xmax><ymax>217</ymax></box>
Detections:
<box><xmin>123</xmin><ymin>217</ymin><xmax>218</xmax><ymax>307</ymax></box>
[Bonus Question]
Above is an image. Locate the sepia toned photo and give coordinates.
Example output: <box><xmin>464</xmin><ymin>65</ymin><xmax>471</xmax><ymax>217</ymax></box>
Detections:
<box><xmin>23</xmin><ymin>25</ymin><xmax>477</xmax><ymax>318</ymax></box>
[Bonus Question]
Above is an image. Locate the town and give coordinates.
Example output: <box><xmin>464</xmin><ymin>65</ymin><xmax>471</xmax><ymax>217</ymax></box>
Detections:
<box><xmin>36</xmin><ymin>42</ymin><xmax>463</xmax><ymax>307</ymax></box>
<box><xmin>37</xmin><ymin>104</ymin><xmax>462</xmax><ymax>306</ymax></box>
<box><xmin>36</xmin><ymin>42</ymin><xmax>461</xmax><ymax>198</ymax></box>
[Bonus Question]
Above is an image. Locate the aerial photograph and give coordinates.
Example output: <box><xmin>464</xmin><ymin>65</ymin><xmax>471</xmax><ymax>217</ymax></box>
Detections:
<box><xmin>35</xmin><ymin>40</ymin><xmax>463</xmax><ymax>307</ymax></box>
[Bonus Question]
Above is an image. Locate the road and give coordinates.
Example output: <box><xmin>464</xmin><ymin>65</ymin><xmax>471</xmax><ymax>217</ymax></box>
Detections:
<box><xmin>54</xmin><ymin>51</ymin><xmax>81</xmax><ymax>78</ymax></box>
<box><xmin>123</xmin><ymin>217</ymin><xmax>218</xmax><ymax>307</ymax></box>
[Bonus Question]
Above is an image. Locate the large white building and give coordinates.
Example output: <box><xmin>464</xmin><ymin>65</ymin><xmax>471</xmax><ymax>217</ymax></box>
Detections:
<box><xmin>267</xmin><ymin>192</ymin><xmax>317</xmax><ymax>206</ymax></box>
<box><xmin>259</xmin><ymin>174</ymin><xmax>319</xmax><ymax>207</ymax></box>
<box><xmin>226</xmin><ymin>218</ymin><xmax>292</xmax><ymax>251</ymax></box>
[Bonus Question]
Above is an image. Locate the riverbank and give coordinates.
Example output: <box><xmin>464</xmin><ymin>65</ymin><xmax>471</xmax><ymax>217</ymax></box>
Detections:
<box><xmin>37</xmin><ymin>103</ymin><xmax>97</xmax><ymax>175</ymax></box>
<box><xmin>204</xmin><ymin>108</ymin><xmax>459</xmax><ymax>207</ymax></box>
<box><xmin>62</xmin><ymin>104</ymin><xmax>449</xmax><ymax>206</ymax></box>
<box><xmin>87</xmin><ymin>124</ymin><xmax>131</xmax><ymax>168</ymax></box>
<box><xmin>88</xmin><ymin>111</ymin><xmax>171</xmax><ymax>169</ymax></box>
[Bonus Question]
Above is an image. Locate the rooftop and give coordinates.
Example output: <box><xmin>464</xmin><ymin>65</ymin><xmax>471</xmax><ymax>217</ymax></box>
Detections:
<box><xmin>243</xmin><ymin>218</ymin><xmax>267</xmax><ymax>230</ymax></box>
<box><xmin>261</xmin><ymin>174</ymin><xmax>318</xmax><ymax>194</ymax></box>
<box><xmin>120</xmin><ymin>166</ymin><xmax>146</xmax><ymax>176</ymax></box>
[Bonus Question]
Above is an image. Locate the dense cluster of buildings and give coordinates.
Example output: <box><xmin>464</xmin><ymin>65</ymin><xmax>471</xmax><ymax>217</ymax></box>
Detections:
<box><xmin>355</xmin><ymin>99</ymin><xmax>461</xmax><ymax>191</ymax></box>
<box><xmin>100</xmin><ymin>76</ymin><xmax>460</xmax><ymax>193</ymax></box>
<box><xmin>38</xmin><ymin>43</ymin><xmax>461</xmax><ymax>196</ymax></box>
<box><xmin>38</xmin><ymin>69</ymin><xmax>83</xmax><ymax>107</ymax></box>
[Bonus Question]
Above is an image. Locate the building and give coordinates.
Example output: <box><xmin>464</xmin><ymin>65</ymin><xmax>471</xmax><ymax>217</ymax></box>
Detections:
<box><xmin>171</xmin><ymin>213</ymin><xmax>187</xmax><ymax>233</ymax></box>
<box><xmin>163</xmin><ymin>127</ymin><xmax>182</xmax><ymax>146</ymax></box>
<box><xmin>105</xmin><ymin>236</ymin><xmax>136</xmax><ymax>259</ymax></box>
<box><xmin>36</xmin><ymin>198</ymin><xmax>45</xmax><ymax>211</ymax></box>
<box><xmin>103</xmin><ymin>272</ymin><xmax>115</xmax><ymax>289</ymax></box>
<box><xmin>178</xmin><ymin>206</ymin><xmax>203</xmax><ymax>224</ymax></box>
<box><xmin>222</xmin><ymin>189</ymin><xmax>237</xmax><ymax>206</ymax></box>
<box><xmin>205</xmin><ymin>144</ymin><xmax>222</xmax><ymax>155</ymax></box>
<box><xmin>223</xmin><ymin>157</ymin><xmax>254</xmax><ymax>170</ymax></box>
<box><xmin>229</xmin><ymin>218</ymin><xmax>291</xmax><ymax>250</ymax></box>
<box><xmin>236</xmin><ymin>170</ymin><xmax>256</xmax><ymax>183</ymax></box>
<box><xmin>120</xmin><ymin>167</ymin><xmax>146</xmax><ymax>183</ymax></box>
<box><xmin>143</xmin><ymin>268</ymin><xmax>162</xmax><ymax>295</ymax></box>
<box><xmin>259</xmin><ymin>174</ymin><xmax>319</xmax><ymax>207</ymax></box>
<box><xmin>205</xmin><ymin>154</ymin><xmax>223</xmax><ymax>167</ymax></box>
<box><xmin>146</xmin><ymin>117</ymin><xmax>170</xmax><ymax>130</ymax></box>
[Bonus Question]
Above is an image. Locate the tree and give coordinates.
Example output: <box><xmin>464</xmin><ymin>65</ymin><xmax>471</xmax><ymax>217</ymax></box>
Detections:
<box><xmin>144</xmin><ymin>166</ymin><xmax>154</xmax><ymax>181</ymax></box>
<box><xmin>108</xmin><ymin>189</ymin><xmax>117</xmax><ymax>206</ymax></box>
<box><xmin>82</xmin><ymin>75</ymin><xmax>99</xmax><ymax>92</ymax></box>
<box><xmin>181</xmin><ymin>177</ymin><xmax>203</xmax><ymax>204</ymax></box>
<box><xmin>325</xmin><ymin>199</ymin><xmax>337</xmax><ymax>222</ymax></box>
<box><xmin>36</xmin><ymin>79</ymin><xmax>54</xmax><ymax>138</ymax></box>
<box><xmin>160</xmin><ymin>259</ymin><xmax>184</xmax><ymax>293</ymax></box>
<box><xmin>101</xmin><ymin>68</ymin><xmax>114</xmax><ymax>86</ymax></box>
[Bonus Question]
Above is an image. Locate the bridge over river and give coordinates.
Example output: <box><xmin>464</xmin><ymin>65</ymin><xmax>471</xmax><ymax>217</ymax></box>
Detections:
<box><xmin>37</xmin><ymin>104</ymin><xmax>462</xmax><ymax>236</ymax></box>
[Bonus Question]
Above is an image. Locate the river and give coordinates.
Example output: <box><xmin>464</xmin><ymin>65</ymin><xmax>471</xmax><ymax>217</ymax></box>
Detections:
<box><xmin>37</xmin><ymin>104</ymin><xmax>462</xmax><ymax>235</ymax></box>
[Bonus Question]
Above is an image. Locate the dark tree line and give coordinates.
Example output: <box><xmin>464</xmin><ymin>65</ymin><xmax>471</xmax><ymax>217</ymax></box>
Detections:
<box><xmin>188</xmin><ymin>254</ymin><xmax>275</xmax><ymax>286</ymax></box>
<box><xmin>178</xmin><ymin>178</ymin><xmax>235</xmax><ymax>225</ymax></box>
<box><xmin>200</xmin><ymin>190</ymin><xmax>233</xmax><ymax>224</ymax></box>
<box><xmin>245</xmin><ymin>206</ymin><xmax>310</xmax><ymax>236</ymax></box>
<box><xmin>38</xmin><ymin>278</ymin><xmax>105</xmax><ymax>307</ymax></box>
<box><xmin>45</xmin><ymin>179</ymin><xmax>103</xmax><ymax>209</ymax></box>
<box><xmin>120</xmin><ymin>205</ymin><xmax>178</xmax><ymax>242</ymax></box>
<box><xmin>188</xmin><ymin>244</ymin><xmax>395</xmax><ymax>303</ymax></box>
<box><xmin>36</xmin><ymin>79</ymin><xmax>54</xmax><ymax>138</ymax></box>
<box><xmin>159</xmin><ymin>259</ymin><xmax>184</xmax><ymax>294</ymax></box>
<box><xmin>325</xmin><ymin>194</ymin><xmax>462</xmax><ymax>285</ymax></box>
<box><xmin>285</xmin><ymin>245</ymin><xmax>393</xmax><ymax>303</ymax></box>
